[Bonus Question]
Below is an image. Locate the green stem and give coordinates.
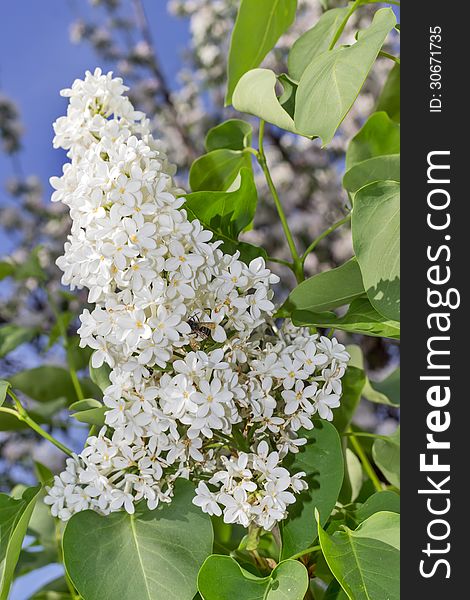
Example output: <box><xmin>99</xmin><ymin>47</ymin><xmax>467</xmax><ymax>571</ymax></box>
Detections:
<box><xmin>329</xmin><ymin>0</ymin><xmax>362</xmax><ymax>50</ymax></box>
<box><xmin>289</xmin><ymin>545</ymin><xmax>321</xmax><ymax>561</ymax></box>
<box><xmin>69</xmin><ymin>368</ymin><xmax>85</xmax><ymax>402</ymax></box>
<box><xmin>48</xmin><ymin>292</ymin><xmax>84</xmax><ymax>402</ymax></box>
<box><xmin>267</xmin><ymin>256</ymin><xmax>294</xmax><ymax>268</ymax></box>
<box><xmin>1</xmin><ymin>393</ymin><xmax>74</xmax><ymax>457</ymax></box>
<box><xmin>301</xmin><ymin>214</ymin><xmax>351</xmax><ymax>265</ymax></box>
<box><xmin>379</xmin><ymin>50</ymin><xmax>400</xmax><ymax>64</ymax></box>
<box><xmin>256</xmin><ymin>121</ymin><xmax>303</xmax><ymax>282</ymax></box>
<box><xmin>348</xmin><ymin>429</ymin><xmax>383</xmax><ymax>492</ymax></box>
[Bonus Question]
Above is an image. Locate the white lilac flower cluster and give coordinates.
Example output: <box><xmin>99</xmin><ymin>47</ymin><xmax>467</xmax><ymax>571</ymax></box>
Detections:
<box><xmin>45</xmin><ymin>69</ymin><xmax>349</xmax><ymax>530</ymax></box>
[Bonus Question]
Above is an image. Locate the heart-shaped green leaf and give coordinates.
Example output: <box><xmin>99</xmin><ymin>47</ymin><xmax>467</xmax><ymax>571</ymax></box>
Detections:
<box><xmin>288</xmin><ymin>7</ymin><xmax>349</xmax><ymax>80</ymax></box>
<box><xmin>281</xmin><ymin>420</ymin><xmax>344</xmax><ymax>559</ymax></box>
<box><xmin>318</xmin><ymin>511</ymin><xmax>400</xmax><ymax>600</ymax></box>
<box><xmin>295</xmin><ymin>8</ymin><xmax>396</xmax><ymax>144</ymax></box>
<box><xmin>198</xmin><ymin>556</ymin><xmax>309</xmax><ymax>599</ymax></box>
<box><xmin>63</xmin><ymin>480</ymin><xmax>213</xmax><ymax>600</ymax></box>
<box><xmin>233</xmin><ymin>69</ymin><xmax>305</xmax><ymax>136</ymax></box>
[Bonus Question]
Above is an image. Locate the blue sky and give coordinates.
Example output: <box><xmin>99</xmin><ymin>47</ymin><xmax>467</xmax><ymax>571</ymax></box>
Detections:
<box><xmin>0</xmin><ymin>0</ymin><xmax>189</xmax><ymax>254</ymax></box>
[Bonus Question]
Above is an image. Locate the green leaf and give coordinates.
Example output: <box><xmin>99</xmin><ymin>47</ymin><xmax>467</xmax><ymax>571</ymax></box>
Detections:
<box><xmin>277</xmin><ymin>73</ymin><xmax>298</xmax><ymax>118</ymax></box>
<box><xmin>205</xmin><ymin>119</ymin><xmax>253</xmax><ymax>152</ymax></box>
<box><xmin>346</xmin><ymin>345</ymin><xmax>400</xmax><ymax>407</ymax></box>
<box><xmin>317</xmin><ymin>511</ymin><xmax>400</xmax><ymax>600</ymax></box>
<box><xmin>198</xmin><ymin>556</ymin><xmax>309</xmax><ymax>600</ymax></box>
<box><xmin>324</xmin><ymin>580</ymin><xmax>349</xmax><ymax>600</ymax></box>
<box><xmin>344</xmin><ymin>448</ymin><xmax>363</xmax><ymax>503</ymax></box>
<box><xmin>63</xmin><ymin>480</ymin><xmax>213</xmax><ymax>600</ymax></box>
<box><xmin>343</xmin><ymin>154</ymin><xmax>399</xmax><ymax>195</ymax></box>
<box><xmin>89</xmin><ymin>360</ymin><xmax>111</xmax><ymax>392</ymax></box>
<box><xmin>376</xmin><ymin>63</ymin><xmax>400</xmax><ymax>122</ymax></box>
<box><xmin>66</xmin><ymin>336</ymin><xmax>93</xmax><ymax>371</ymax></box>
<box><xmin>70</xmin><ymin>398</ymin><xmax>106</xmax><ymax>427</ymax></box>
<box><xmin>186</xmin><ymin>168</ymin><xmax>257</xmax><ymax>239</ymax></box>
<box><xmin>281</xmin><ymin>420</ymin><xmax>344</xmax><ymax>559</ymax></box>
<box><xmin>226</xmin><ymin>0</ymin><xmax>298</xmax><ymax>104</ymax></box>
<box><xmin>13</xmin><ymin>247</ymin><xmax>46</xmax><ymax>282</ymax></box>
<box><xmin>34</xmin><ymin>461</ymin><xmax>54</xmax><ymax>486</ymax></box>
<box><xmin>345</xmin><ymin>112</ymin><xmax>400</xmax><ymax>171</ymax></box>
<box><xmin>0</xmin><ymin>381</ymin><xmax>10</xmax><ymax>407</ymax></box>
<box><xmin>354</xmin><ymin>491</ymin><xmax>400</xmax><ymax>524</ymax></box>
<box><xmin>332</xmin><ymin>366</ymin><xmax>366</xmax><ymax>433</ymax></box>
<box><xmin>292</xmin><ymin>298</ymin><xmax>400</xmax><ymax>340</ymax></box>
<box><xmin>9</xmin><ymin>366</ymin><xmax>97</xmax><ymax>405</ymax></box>
<box><xmin>233</xmin><ymin>69</ymin><xmax>305</xmax><ymax>136</ymax></box>
<box><xmin>288</xmin><ymin>7</ymin><xmax>349</xmax><ymax>80</ymax></box>
<box><xmin>286</xmin><ymin>258</ymin><xmax>364</xmax><ymax>314</ymax></box>
<box><xmin>0</xmin><ymin>263</ymin><xmax>14</xmax><ymax>281</ymax></box>
<box><xmin>352</xmin><ymin>180</ymin><xmax>400</xmax><ymax>321</ymax></box>
<box><xmin>364</xmin><ymin>368</ymin><xmax>400</xmax><ymax>407</ymax></box>
<box><xmin>0</xmin><ymin>324</ymin><xmax>38</xmax><ymax>357</ymax></box>
<box><xmin>372</xmin><ymin>428</ymin><xmax>400</xmax><ymax>489</ymax></box>
<box><xmin>189</xmin><ymin>148</ymin><xmax>252</xmax><ymax>192</ymax></box>
<box><xmin>295</xmin><ymin>8</ymin><xmax>396</xmax><ymax>144</ymax></box>
<box><xmin>185</xmin><ymin>168</ymin><xmax>265</xmax><ymax>264</ymax></box>
<box><xmin>47</xmin><ymin>311</ymin><xmax>73</xmax><ymax>349</ymax></box>
<box><xmin>0</xmin><ymin>486</ymin><xmax>41</xmax><ymax>600</ymax></box>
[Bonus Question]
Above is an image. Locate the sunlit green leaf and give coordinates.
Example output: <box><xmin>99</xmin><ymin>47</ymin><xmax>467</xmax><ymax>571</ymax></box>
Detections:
<box><xmin>185</xmin><ymin>168</ymin><xmax>264</xmax><ymax>264</ymax></box>
<box><xmin>352</xmin><ymin>180</ymin><xmax>400</xmax><ymax>321</ymax></box>
<box><xmin>318</xmin><ymin>511</ymin><xmax>400</xmax><ymax>600</ymax></box>
<box><xmin>205</xmin><ymin>119</ymin><xmax>253</xmax><ymax>152</ymax></box>
<box><xmin>288</xmin><ymin>7</ymin><xmax>349</xmax><ymax>80</ymax></box>
<box><xmin>233</xmin><ymin>69</ymin><xmax>305</xmax><ymax>136</ymax></box>
<box><xmin>198</xmin><ymin>556</ymin><xmax>309</xmax><ymax>599</ymax></box>
<box><xmin>292</xmin><ymin>298</ymin><xmax>400</xmax><ymax>339</ymax></box>
<box><xmin>345</xmin><ymin>112</ymin><xmax>400</xmax><ymax>171</ymax></box>
<box><xmin>295</xmin><ymin>8</ymin><xmax>396</xmax><ymax>144</ymax></box>
<box><xmin>286</xmin><ymin>258</ymin><xmax>364</xmax><ymax>315</ymax></box>
<box><xmin>226</xmin><ymin>0</ymin><xmax>297</xmax><ymax>104</ymax></box>
<box><xmin>343</xmin><ymin>154</ymin><xmax>399</xmax><ymax>195</ymax></box>
<box><xmin>189</xmin><ymin>148</ymin><xmax>252</xmax><ymax>192</ymax></box>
